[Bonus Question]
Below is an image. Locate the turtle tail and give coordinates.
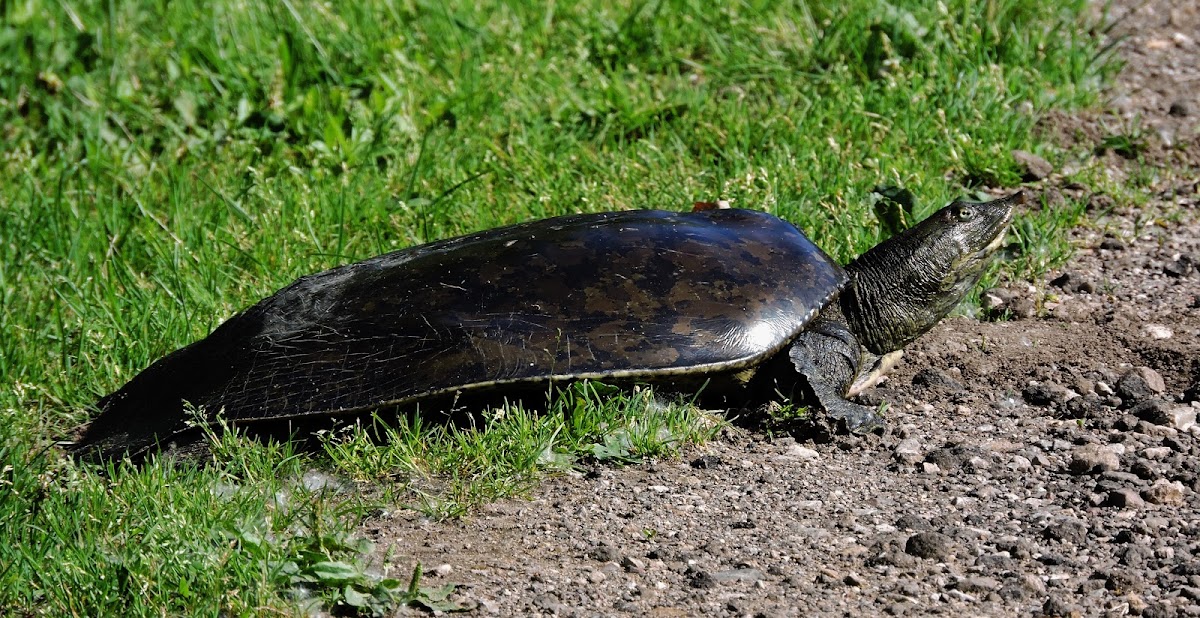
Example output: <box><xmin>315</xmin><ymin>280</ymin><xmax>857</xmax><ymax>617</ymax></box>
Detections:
<box><xmin>69</xmin><ymin>310</ymin><xmax>263</xmax><ymax>466</ymax></box>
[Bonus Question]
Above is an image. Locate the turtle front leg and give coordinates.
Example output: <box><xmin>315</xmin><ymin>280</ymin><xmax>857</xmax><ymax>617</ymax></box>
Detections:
<box><xmin>787</xmin><ymin>314</ymin><xmax>884</xmax><ymax>435</ymax></box>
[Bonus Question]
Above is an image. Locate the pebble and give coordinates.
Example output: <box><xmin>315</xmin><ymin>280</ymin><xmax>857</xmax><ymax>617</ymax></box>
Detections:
<box><xmin>1142</xmin><ymin>480</ymin><xmax>1186</xmax><ymax>506</ymax></box>
<box><xmin>785</xmin><ymin>444</ymin><xmax>820</xmax><ymax>460</ymax></box>
<box><xmin>893</xmin><ymin>438</ymin><xmax>923</xmax><ymax>465</ymax></box>
<box><xmin>1185</xmin><ymin>381</ymin><xmax>1200</xmax><ymax>403</ymax></box>
<box><xmin>1069</xmin><ymin>444</ymin><xmax>1121</xmax><ymax>475</ymax></box>
<box><xmin>1043</xmin><ymin>518</ymin><xmax>1089</xmax><ymax>544</ymax></box>
<box><xmin>1142</xmin><ymin>446</ymin><xmax>1173</xmax><ymax>460</ymax></box>
<box><xmin>1042</xmin><ymin>595</ymin><xmax>1084</xmax><ymax>617</ymax></box>
<box><xmin>1144</xmin><ymin>324</ymin><xmax>1174</xmax><ymax>339</ymax></box>
<box><xmin>954</xmin><ymin>576</ymin><xmax>1001</xmax><ymax>594</ymax></box>
<box><xmin>905</xmin><ymin>531</ymin><xmax>952</xmax><ymax>560</ymax></box>
<box><xmin>1024</xmin><ymin>382</ymin><xmax>1076</xmax><ymax>406</ymax></box>
<box><xmin>912</xmin><ymin>367</ymin><xmax>965</xmax><ymax>391</ymax></box>
<box><xmin>1050</xmin><ymin>270</ymin><xmax>1096</xmax><ymax>294</ymax></box>
<box><xmin>1012</xmin><ymin>149</ymin><xmax>1054</xmax><ymax>181</ymax></box>
<box><xmin>1104</xmin><ymin>489</ymin><xmax>1145</xmax><ymax>509</ymax></box>
<box><xmin>1116</xmin><ymin>367</ymin><xmax>1166</xmax><ymax>403</ymax></box>
<box><xmin>689</xmin><ymin>455</ymin><xmax>722</xmax><ymax>469</ymax></box>
<box><xmin>710</xmin><ymin>568</ymin><xmax>765</xmax><ymax>583</ymax></box>
<box><xmin>1133</xmin><ymin>400</ymin><xmax>1197</xmax><ymax>431</ymax></box>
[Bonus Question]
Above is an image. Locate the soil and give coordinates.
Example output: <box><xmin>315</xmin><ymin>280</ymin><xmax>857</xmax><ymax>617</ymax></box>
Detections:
<box><xmin>365</xmin><ymin>1</ymin><xmax>1200</xmax><ymax>615</ymax></box>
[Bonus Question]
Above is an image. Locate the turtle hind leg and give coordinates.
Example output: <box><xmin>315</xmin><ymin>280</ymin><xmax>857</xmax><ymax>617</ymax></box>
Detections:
<box><xmin>786</xmin><ymin>313</ymin><xmax>885</xmax><ymax>437</ymax></box>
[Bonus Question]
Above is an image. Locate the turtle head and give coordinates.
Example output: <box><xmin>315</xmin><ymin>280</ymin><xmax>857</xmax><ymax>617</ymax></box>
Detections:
<box><xmin>841</xmin><ymin>191</ymin><xmax>1023</xmax><ymax>354</ymax></box>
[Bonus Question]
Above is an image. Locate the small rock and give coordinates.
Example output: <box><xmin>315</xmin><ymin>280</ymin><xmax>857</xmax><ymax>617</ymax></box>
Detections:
<box><xmin>1042</xmin><ymin>595</ymin><xmax>1083</xmax><ymax>617</ymax></box>
<box><xmin>1144</xmin><ymin>324</ymin><xmax>1174</xmax><ymax>340</ymax></box>
<box><xmin>981</xmin><ymin>288</ymin><xmax>1011</xmax><ymax>312</ymax></box>
<box><xmin>785</xmin><ymin>444</ymin><xmax>820</xmax><ymax>460</ymax></box>
<box><xmin>980</xmin><ymin>286</ymin><xmax>1036</xmax><ymax>318</ymax></box>
<box><xmin>1185</xmin><ymin>381</ymin><xmax>1200</xmax><ymax>403</ymax></box>
<box><xmin>1126</xmin><ymin>593</ymin><xmax>1148</xmax><ymax>614</ymax></box>
<box><xmin>1142</xmin><ymin>480</ymin><xmax>1186</xmax><ymax>505</ymax></box>
<box><xmin>1131</xmin><ymin>459</ymin><xmax>1159</xmax><ymax>480</ymax></box>
<box><xmin>955</xmin><ymin>576</ymin><xmax>1001</xmax><ymax>594</ymax></box>
<box><xmin>1000</xmin><ymin>574</ymin><xmax>1047</xmax><ymax>600</ymax></box>
<box><xmin>895</xmin><ymin>514</ymin><xmax>932</xmax><ymax>531</ymax></box>
<box><xmin>1142</xmin><ymin>446</ymin><xmax>1173</xmax><ymax>460</ymax></box>
<box><xmin>1024</xmin><ymin>382</ymin><xmax>1075</xmax><ymax>407</ymax></box>
<box><xmin>710</xmin><ymin>568</ymin><xmax>765</xmax><ymax>584</ymax></box>
<box><xmin>1170</xmin><ymin>99</ymin><xmax>1193</xmax><ymax>117</ymax></box>
<box><xmin>1094</xmin><ymin>194</ymin><xmax>1118</xmax><ymax>213</ymax></box>
<box><xmin>1069</xmin><ymin>444</ymin><xmax>1121</xmax><ymax>475</ymax></box>
<box><xmin>1012</xmin><ymin>149</ymin><xmax>1054</xmax><ymax>181</ymax></box>
<box><xmin>905</xmin><ymin>531</ymin><xmax>952</xmax><ymax>560</ymax></box>
<box><xmin>1104</xmin><ymin>569</ymin><xmax>1144</xmax><ymax>593</ymax></box>
<box><xmin>621</xmin><ymin>556</ymin><xmax>646</xmax><ymax>573</ymax></box>
<box><xmin>1132</xmin><ymin>399</ymin><xmax>1196</xmax><ymax>431</ymax></box>
<box><xmin>893</xmin><ymin>438</ymin><xmax>923</xmax><ymax>465</ymax></box>
<box><xmin>1164</xmin><ymin>255</ymin><xmax>1197</xmax><ymax>278</ymax></box>
<box><xmin>1042</xmin><ymin>518</ymin><xmax>1088</xmax><ymax>544</ymax></box>
<box><xmin>1117</xmin><ymin>367</ymin><xmax>1166</xmax><ymax>403</ymax></box>
<box><xmin>1009</xmin><ymin>454</ymin><xmax>1032</xmax><ymax>470</ymax></box>
<box><xmin>1103</xmin><ymin>489</ymin><xmax>1145</xmax><ymax>509</ymax></box>
<box><xmin>687</xmin><ymin>569</ymin><xmax>715</xmax><ymax>589</ymax></box>
<box><xmin>912</xmin><ymin>367</ymin><xmax>965</xmax><ymax>391</ymax></box>
<box><xmin>590</xmin><ymin>544</ymin><xmax>619</xmax><ymax>563</ymax></box>
<box><xmin>690</xmin><ymin>455</ymin><xmax>722</xmax><ymax>469</ymax></box>
<box><xmin>925</xmin><ymin>444</ymin><xmax>987</xmax><ymax>470</ymax></box>
<box><xmin>1050</xmin><ymin>271</ymin><xmax>1096</xmax><ymax>294</ymax></box>
<box><xmin>1121</xmin><ymin>545</ymin><xmax>1152</xmax><ymax>567</ymax></box>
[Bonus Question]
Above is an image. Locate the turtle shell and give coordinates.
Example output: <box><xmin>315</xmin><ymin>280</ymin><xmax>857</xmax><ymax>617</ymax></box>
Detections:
<box><xmin>76</xmin><ymin>208</ymin><xmax>848</xmax><ymax>461</ymax></box>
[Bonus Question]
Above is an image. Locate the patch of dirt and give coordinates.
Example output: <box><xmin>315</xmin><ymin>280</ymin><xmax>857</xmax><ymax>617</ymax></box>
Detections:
<box><xmin>366</xmin><ymin>1</ymin><xmax>1200</xmax><ymax>615</ymax></box>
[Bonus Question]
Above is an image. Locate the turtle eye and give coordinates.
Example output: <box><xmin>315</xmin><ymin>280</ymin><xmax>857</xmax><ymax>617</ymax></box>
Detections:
<box><xmin>953</xmin><ymin>205</ymin><xmax>975</xmax><ymax>222</ymax></box>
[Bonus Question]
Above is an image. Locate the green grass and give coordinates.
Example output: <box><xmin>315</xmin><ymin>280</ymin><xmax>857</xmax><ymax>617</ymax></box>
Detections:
<box><xmin>2</xmin><ymin>0</ymin><xmax>1115</xmax><ymax>613</ymax></box>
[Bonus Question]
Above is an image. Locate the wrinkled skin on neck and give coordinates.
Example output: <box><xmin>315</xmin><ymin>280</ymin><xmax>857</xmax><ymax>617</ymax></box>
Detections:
<box><xmin>842</xmin><ymin>192</ymin><xmax>1023</xmax><ymax>355</ymax></box>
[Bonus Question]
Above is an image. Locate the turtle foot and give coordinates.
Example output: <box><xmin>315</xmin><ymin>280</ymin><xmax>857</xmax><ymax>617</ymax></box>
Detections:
<box><xmin>789</xmin><ymin>400</ymin><xmax>884</xmax><ymax>444</ymax></box>
<box><xmin>827</xmin><ymin>402</ymin><xmax>885</xmax><ymax>435</ymax></box>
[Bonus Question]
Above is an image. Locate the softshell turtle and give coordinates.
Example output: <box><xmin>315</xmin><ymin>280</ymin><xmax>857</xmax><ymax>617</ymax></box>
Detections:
<box><xmin>71</xmin><ymin>191</ymin><xmax>1023</xmax><ymax>464</ymax></box>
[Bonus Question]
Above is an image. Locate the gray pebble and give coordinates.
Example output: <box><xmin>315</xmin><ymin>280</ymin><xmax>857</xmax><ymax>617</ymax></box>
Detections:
<box><xmin>1117</xmin><ymin>367</ymin><xmax>1166</xmax><ymax>404</ymax></box>
<box><xmin>1024</xmin><ymin>382</ymin><xmax>1076</xmax><ymax>407</ymax></box>
<box><xmin>1069</xmin><ymin>444</ymin><xmax>1121</xmax><ymax>474</ymax></box>
<box><xmin>1104</xmin><ymin>488</ymin><xmax>1146</xmax><ymax>508</ymax></box>
<box><xmin>1043</xmin><ymin>518</ymin><xmax>1088</xmax><ymax>544</ymax></box>
<box><xmin>1133</xmin><ymin>399</ymin><xmax>1197</xmax><ymax>430</ymax></box>
<box><xmin>1143</xmin><ymin>480</ymin><xmax>1186</xmax><ymax>505</ymax></box>
<box><xmin>1042</xmin><ymin>595</ymin><xmax>1084</xmax><ymax>617</ymax></box>
<box><xmin>905</xmin><ymin>531</ymin><xmax>952</xmax><ymax>560</ymax></box>
<box><xmin>912</xmin><ymin>367</ymin><xmax>965</xmax><ymax>391</ymax></box>
<box><xmin>1012</xmin><ymin>149</ymin><xmax>1054</xmax><ymax>181</ymax></box>
<box><xmin>954</xmin><ymin>576</ymin><xmax>1001</xmax><ymax>594</ymax></box>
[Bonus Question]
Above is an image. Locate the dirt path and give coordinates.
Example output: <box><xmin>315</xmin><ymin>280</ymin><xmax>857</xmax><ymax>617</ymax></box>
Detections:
<box><xmin>369</xmin><ymin>2</ymin><xmax>1200</xmax><ymax>615</ymax></box>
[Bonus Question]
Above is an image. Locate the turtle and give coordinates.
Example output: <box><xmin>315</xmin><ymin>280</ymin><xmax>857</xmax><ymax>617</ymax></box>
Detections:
<box><xmin>70</xmin><ymin>190</ymin><xmax>1023</xmax><ymax>464</ymax></box>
